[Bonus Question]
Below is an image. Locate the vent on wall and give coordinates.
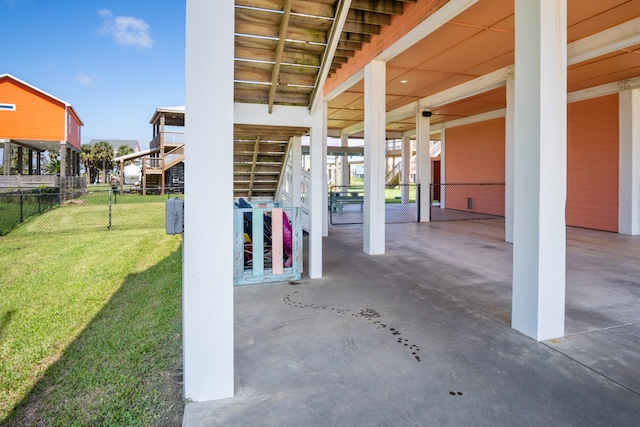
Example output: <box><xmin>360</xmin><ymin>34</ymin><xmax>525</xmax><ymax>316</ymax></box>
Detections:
<box><xmin>0</xmin><ymin>104</ymin><xmax>16</xmax><ymax>111</ymax></box>
<box><xmin>467</xmin><ymin>197</ymin><xmax>474</xmax><ymax>210</ymax></box>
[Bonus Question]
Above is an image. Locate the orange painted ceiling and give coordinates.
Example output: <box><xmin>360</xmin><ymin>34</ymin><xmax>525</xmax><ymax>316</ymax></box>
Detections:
<box><xmin>325</xmin><ymin>0</ymin><xmax>640</xmax><ymax>133</ymax></box>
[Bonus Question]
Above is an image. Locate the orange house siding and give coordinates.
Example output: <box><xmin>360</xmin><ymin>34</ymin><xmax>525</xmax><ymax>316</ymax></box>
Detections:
<box><xmin>0</xmin><ymin>79</ymin><xmax>66</xmax><ymax>142</ymax></box>
<box><xmin>567</xmin><ymin>95</ymin><xmax>618</xmax><ymax>232</ymax></box>
<box><xmin>445</xmin><ymin>118</ymin><xmax>505</xmax><ymax>215</ymax></box>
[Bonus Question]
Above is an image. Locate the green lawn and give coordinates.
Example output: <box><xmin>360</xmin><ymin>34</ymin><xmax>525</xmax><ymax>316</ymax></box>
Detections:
<box><xmin>5</xmin><ymin>190</ymin><xmax>175</xmax><ymax>236</ymax></box>
<box><xmin>0</xmin><ymin>205</ymin><xmax>183</xmax><ymax>425</ymax></box>
<box><xmin>0</xmin><ymin>192</ymin><xmax>59</xmax><ymax>236</ymax></box>
<box><xmin>330</xmin><ymin>186</ymin><xmax>417</xmax><ymax>203</ymax></box>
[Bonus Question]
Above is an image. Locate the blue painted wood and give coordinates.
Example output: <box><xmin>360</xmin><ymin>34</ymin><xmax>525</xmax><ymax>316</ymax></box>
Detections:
<box><xmin>233</xmin><ymin>205</ymin><xmax>302</xmax><ymax>286</ymax></box>
<box><xmin>252</xmin><ymin>209</ymin><xmax>264</xmax><ymax>278</ymax></box>
<box><xmin>233</xmin><ymin>209</ymin><xmax>244</xmax><ymax>280</ymax></box>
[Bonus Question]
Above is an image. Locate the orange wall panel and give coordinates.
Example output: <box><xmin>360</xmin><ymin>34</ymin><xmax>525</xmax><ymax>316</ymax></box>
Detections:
<box><xmin>0</xmin><ymin>79</ymin><xmax>65</xmax><ymax>141</ymax></box>
<box><xmin>444</xmin><ymin>119</ymin><xmax>505</xmax><ymax>215</ymax></box>
<box><xmin>567</xmin><ymin>94</ymin><xmax>618</xmax><ymax>232</ymax></box>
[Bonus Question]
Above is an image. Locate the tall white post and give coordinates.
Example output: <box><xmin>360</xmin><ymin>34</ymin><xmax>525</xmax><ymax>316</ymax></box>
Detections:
<box><xmin>619</xmin><ymin>88</ymin><xmax>640</xmax><ymax>235</ymax></box>
<box><xmin>401</xmin><ymin>135</ymin><xmax>411</xmax><ymax>203</ymax></box>
<box><xmin>322</xmin><ymin>102</ymin><xmax>329</xmax><ymax>237</ymax></box>
<box><xmin>512</xmin><ymin>0</ymin><xmax>567</xmax><ymax>341</ymax></box>
<box><xmin>417</xmin><ymin>110</ymin><xmax>431</xmax><ymax>222</ymax></box>
<box><xmin>439</xmin><ymin>129</ymin><xmax>446</xmax><ymax>209</ymax></box>
<box><xmin>183</xmin><ymin>0</ymin><xmax>234</xmax><ymax>401</ymax></box>
<box><xmin>364</xmin><ymin>60</ymin><xmax>386</xmax><ymax>255</ymax></box>
<box><xmin>310</xmin><ymin>124</ymin><xmax>324</xmax><ymax>278</ymax></box>
<box><xmin>340</xmin><ymin>133</ymin><xmax>350</xmax><ymax>187</ymax></box>
<box><xmin>291</xmin><ymin>136</ymin><xmax>302</xmax><ymax>206</ymax></box>
<box><xmin>505</xmin><ymin>76</ymin><xmax>515</xmax><ymax>243</ymax></box>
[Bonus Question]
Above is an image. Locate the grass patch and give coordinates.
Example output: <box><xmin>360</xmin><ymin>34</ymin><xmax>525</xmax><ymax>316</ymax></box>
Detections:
<box><xmin>7</xmin><ymin>190</ymin><xmax>179</xmax><ymax>236</ymax></box>
<box><xmin>0</xmin><ymin>191</ymin><xmax>59</xmax><ymax>236</ymax></box>
<box><xmin>331</xmin><ymin>186</ymin><xmax>417</xmax><ymax>204</ymax></box>
<box><xmin>0</xmin><ymin>221</ymin><xmax>183</xmax><ymax>425</ymax></box>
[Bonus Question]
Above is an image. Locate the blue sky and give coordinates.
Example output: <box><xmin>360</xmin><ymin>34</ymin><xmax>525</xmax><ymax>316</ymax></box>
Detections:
<box><xmin>0</xmin><ymin>0</ymin><xmax>186</xmax><ymax>149</ymax></box>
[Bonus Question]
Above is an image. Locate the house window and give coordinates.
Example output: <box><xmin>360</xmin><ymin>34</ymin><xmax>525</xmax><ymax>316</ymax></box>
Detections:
<box><xmin>0</xmin><ymin>103</ymin><xmax>16</xmax><ymax>111</ymax></box>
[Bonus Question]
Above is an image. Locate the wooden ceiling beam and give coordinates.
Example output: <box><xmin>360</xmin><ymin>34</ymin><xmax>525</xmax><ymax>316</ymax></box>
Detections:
<box><xmin>309</xmin><ymin>0</ymin><xmax>353</xmax><ymax>113</ymax></box>
<box><xmin>235</xmin><ymin>0</ymin><xmax>283</xmax><ymax>10</ymax></box>
<box><xmin>268</xmin><ymin>0</ymin><xmax>293</xmax><ymax>120</ymax></box>
<box><xmin>291</xmin><ymin>0</ymin><xmax>335</xmax><ymax>18</ymax></box>
<box><xmin>247</xmin><ymin>136</ymin><xmax>261</xmax><ymax>200</ymax></box>
<box><xmin>235</xmin><ymin>68</ymin><xmax>317</xmax><ymax>86</ymax></box>
<box><xmin>339</xmin><ymin>31</ymin><xmax>371</xmax><ymax>43</ymax></box>
<box><xmin>235</xmin><ymin>0</ymin><xmax>334</xmax><ymax>18</ymax></box>
<box><xmin>342</xmin><ymin>20</ymin><xmax>381</xmax><ymax>35</ymax></box>
<box><xmin>235</xmin><ymin>20</ymin><xmax>327</xmax><ymax>44</ymax></box>
<box><xmin>347</xmin><ymin>9</ymin><xmax>392</xmax><ymax>25</ymax></box>
<box><xmin>335</xmin><ymin>49</ymin><xmax>355</xmax><ymax>58</ymax></box>
<box><xmin>337</xmin><ymin>40</ymin><xmax>362</xmax><ymax>51</ymax></box>
<box><xmin>235</xmin><ymin>46</ymin><xmax>321</xmax><ymax>67</ymax></box>
<box><xmin>350</xmin><ymin>0</ymin><xmax>404</xmax><ymax>15</ymax></box>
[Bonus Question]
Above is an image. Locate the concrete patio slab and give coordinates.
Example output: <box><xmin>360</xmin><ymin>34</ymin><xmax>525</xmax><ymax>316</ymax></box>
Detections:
<box><xmin>184</xmin><ymin>220</ymin><xmax>640</xmax><ymax>426</ymax></box>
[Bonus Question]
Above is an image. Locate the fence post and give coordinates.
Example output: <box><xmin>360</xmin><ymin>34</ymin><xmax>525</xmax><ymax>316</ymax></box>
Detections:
<box><xmin>108</xmin><ymin>189</ymin><xmax>112</xmax><ymax>231</ymax></box>
<box><xmin>38</xmin><ymin>188</ymin><xmax>41</xmax><ymax>213</ymax></box>
<box><xmin>416</xmin><ymin>184</ymin><xmax>421</xmax><ymax>222</ymax></box>
<box><xmin>19</xmin><ymin>190</ymin><xmax>24</xmax><ymax>223</ymax></box>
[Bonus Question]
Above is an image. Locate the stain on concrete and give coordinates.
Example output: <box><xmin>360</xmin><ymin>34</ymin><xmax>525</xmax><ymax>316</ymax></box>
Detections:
<box><xmin>283</xmin><ymin>294</ymin><xmax>422</xmax><ymax>362</ymax></box>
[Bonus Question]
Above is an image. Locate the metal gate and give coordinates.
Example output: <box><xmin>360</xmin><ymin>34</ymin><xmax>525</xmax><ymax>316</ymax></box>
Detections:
<box><xmin>329</xmin><ymin>184</ymin><xmax>419</xmax><ymax>225</ymax></box>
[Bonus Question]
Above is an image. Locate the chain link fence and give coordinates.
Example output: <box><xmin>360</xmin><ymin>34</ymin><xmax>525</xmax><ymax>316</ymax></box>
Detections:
<box><xmin>0</xmin><ymin>187</ymin><xmax>183</xmax><ymax>236</ymax></box>
<box><xmin>329</xmin><ymin>184</ymin><xmax>419</xmax><ymax>225</ymax></box>
<box><xmin>430</xmin><ymin>183</ymin><xmax>505</xmax><ymax>221</ymax></box>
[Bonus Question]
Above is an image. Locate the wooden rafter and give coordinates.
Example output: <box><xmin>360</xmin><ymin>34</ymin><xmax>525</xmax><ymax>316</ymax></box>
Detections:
<box><xmin>268</xmin><ymin>0</ymin><xmax>293</xmax><ymax>114</ymax></box>
<box><xmin>248</xmin><ymin>136</ymin><xmax>261</xmax><ymax>200</ymax></box>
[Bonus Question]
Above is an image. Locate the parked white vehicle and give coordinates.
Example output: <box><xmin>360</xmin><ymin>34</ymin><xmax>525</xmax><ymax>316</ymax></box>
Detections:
<box><xmin>123</xmin><ymin>164</ymin><xmax>142</xmax><ymax>186</ymax></box>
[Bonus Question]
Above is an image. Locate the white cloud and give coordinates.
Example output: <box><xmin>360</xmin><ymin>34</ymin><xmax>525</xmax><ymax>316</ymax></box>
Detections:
<box><xmin>75</xmin><ymin>73</ymin><xmax>95</xmax><ymax>86</ymax></box>
<box><xmin>98</xmin><ymin>8</ymin><xmax>154</xmax><ymax>49</ymax></box>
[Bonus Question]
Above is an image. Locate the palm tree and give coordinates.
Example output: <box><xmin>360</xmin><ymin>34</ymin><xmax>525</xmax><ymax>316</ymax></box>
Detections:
<box><xmin>93</xmin><ymin>141</ymin><xmax>113</xmax><ymax>183</ymax></box>
<box><xmin>116</xmin><ymin>145</ymin><xmax>135</xmax><ymax>165</ymax></box>
<box><xmin>80</xmin><ymin>144</ymin><xmax>95</xmax><ymax>186</ymax></box>
<box><xmin>44</xmin><ymin>150</ymin><xmax>60</xmax><ymax>175</ymax></box>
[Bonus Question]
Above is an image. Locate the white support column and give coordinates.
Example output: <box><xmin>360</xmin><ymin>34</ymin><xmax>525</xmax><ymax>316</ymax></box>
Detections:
<box><xmin>512</xmin><ymin>0</ymin><xmax>567</xmax><ymax>341</ymax></box>
<box><xmin>619</xmin><ymin>88</ymin><xmax>640</xmax><ymax>235</ymax></box>
<box><xmin>401</xmin><ymin>135</ymin><xmax>411</xmax><ymax>203</ymax></box>
<box><xmin>417</xmin><ymin>111</ymin><xmax>431</xmax><ymax>222</ymax></box>
<box><xmin>364</xmin><ymin>60</ymin><xmax>386</xmax><ymax>255</ymax></box>
<box><xmin>183</xmin><ymin>0</ymin><xmax>234</xmax><ymax>401</ymax></box>
<box><xmin>340</xmin><ymin>133</ymin><xmax>349</xmax><ymax>187</ymax></box>
<box><xmin>440</xmin><ymin>128</ymin><xmax>446</xmax><ymax>209</ymax></box>
<box><xmin>505</xmin><ymin>76</ymin><xmax>515</xmax><ymax>243</ymax></box>
<box><xmin>291</xmin><ymin>136</ymin><xmax>302</xmax><ymax>206</ymax></box>
<box><xmin>322</xmin><ymin>102</ymin><xmax>329</xmax><ymax>237</ymax></box>
<box><xmin>309</xmin><ymin>124</ymin><xmax>324</xmax><ymax>278</ymax></box>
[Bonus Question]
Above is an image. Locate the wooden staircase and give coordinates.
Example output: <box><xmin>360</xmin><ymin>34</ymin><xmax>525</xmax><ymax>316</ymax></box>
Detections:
<box><xmin>142</xmin><ymin>142</ymin><xmax>185</xmax><ymax>193</ymax></box>
<box><xmin>233</xmin><ymin>124</ymin><xmax>308</xmax><ymax>201</ymax></box>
